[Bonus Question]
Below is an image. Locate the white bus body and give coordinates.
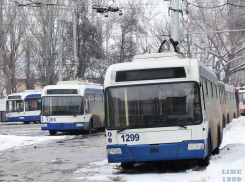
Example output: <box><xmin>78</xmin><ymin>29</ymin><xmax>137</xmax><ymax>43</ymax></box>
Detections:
<box><xmin>6</xmin><ymin>90</ymin><xmax>42</xmax><ymax>124</ymax></box>
<box><xmin>104</xmin><ymin>52</ymin><xmax>222</xmax><ymax>166</ymax></box>
<box><xmin>41</xmin><ymin>80</ymin><xmax>104</xmax><ymax>135</ymax></box>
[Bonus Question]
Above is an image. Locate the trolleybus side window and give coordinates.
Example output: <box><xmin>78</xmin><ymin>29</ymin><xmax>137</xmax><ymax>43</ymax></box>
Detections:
<box><xmin>211</xmin><ymin>83</ymin><xmax>214</xmax><ymax>97</ymax></box>
<box><xmin>215</xmin><ymin>85</ymin><xmax>218</xmax><ymax>98</ymax></box>
<box><xmin>95</xmin><ymin>94</ymin><xmax>103</xmax><ymax>102</ymax></box>
<box><xmin>205</xmin><ymin>80</ymin><xmax>208</xmax><ymax>95</ymax></box>
<box><xmin>200</xmin><ymin>77</ymin><xmax>206</xmax><ymax>110</ymax></box>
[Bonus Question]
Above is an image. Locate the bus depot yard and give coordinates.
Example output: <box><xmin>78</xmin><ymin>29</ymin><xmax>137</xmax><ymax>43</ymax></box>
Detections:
<box><xmin>0</xmin><ymin>118</ymin><xmax>244</xmax><ymax>182</ymax></box>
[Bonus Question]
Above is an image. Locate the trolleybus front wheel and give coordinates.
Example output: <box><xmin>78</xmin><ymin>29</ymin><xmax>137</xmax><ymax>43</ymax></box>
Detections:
<box><xmin>121</xmin><ymin>162</ymin><xmax>134</xmax><ymax>169</ymax></box>
<box><xmin>84</xmin><ymin>119</ymin><xmax>93</xmax><ymax>134</ymax></box>
<box><xmin>24</xmin><ymin>121</ymin><xmax>30</xmax><ymax>124</ymax></box>
<box><xmin>49</xmin><ymin>130</ymin><xmax>57</xmax><ymax>136</ymax></box>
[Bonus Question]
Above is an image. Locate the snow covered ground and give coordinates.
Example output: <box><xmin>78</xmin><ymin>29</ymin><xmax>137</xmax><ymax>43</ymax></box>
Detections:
<box><xmin>0</xmin><ymin>117</ymin><xmax>245</xmax><ymax>182</ymax></box>
<box><xmin>73</xmin><ymin>117</ymin><xmax>245</xmax><ymax>182</ymax></box>
<box><xmin>0</xmin><ymin>132</ymin><xmax>70</xmax><ymax>152</ymax></box>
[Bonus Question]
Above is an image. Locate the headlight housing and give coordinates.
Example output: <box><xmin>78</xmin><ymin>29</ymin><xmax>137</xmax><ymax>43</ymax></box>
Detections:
<box><xmin>187</xmin><ymin>143</ymin><xmax>204</xmax><ymax>150</ymax></box>
<box><xmin>107</xmin><ymin>148</ymin><xmax>122</xmax><ymax>155</ymax></box>
<box><xmin>76</xmin><ymin>123</ymin><xmax>84</xmax><ymax>127</ymax></box>
<box><xmin>41</xmin><ymin>124</ymin><xmax>48</xmax><ymax>127</ymax></box>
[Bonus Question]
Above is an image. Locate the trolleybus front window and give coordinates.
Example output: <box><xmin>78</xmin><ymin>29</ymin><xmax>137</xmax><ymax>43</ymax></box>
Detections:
<box><xmin>6</xmin><ymin>100</ymin><xmax>24</xmax><ymax>112</ymax></box>
<box><xmin>42</xmin><ymin>96</ymin><xmax>84</xmax><ymax>116</ymax></box>
<box><xmin>106</xmin><ymin>82</ymin><xmax>202</xmax><ymax>129</ymax></box>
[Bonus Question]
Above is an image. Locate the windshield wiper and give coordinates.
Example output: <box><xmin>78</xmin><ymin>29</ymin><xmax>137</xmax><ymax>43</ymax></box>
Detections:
<box><xmin>174</xmin><ymin>118</ymin><xmax>188</xmax><ymax>129</ymax></box>
<box><xmin>73</xmin><ymin>114</ymin><xmax>77</xmax><ymax>117</ymax></box>
<box><xmin>117</xmin><ymin>126</ymin><xmax>139</xmax><ymax>133</ymax></box>
<box><xmin>179</xmin><ymin>125</ymin><xmax>187</xmax><ymax>129</ymax></box>
<box><xmin>117</xmin><ymin>128</ymin><xmax>126</xmax><ymax>133</ymax></box>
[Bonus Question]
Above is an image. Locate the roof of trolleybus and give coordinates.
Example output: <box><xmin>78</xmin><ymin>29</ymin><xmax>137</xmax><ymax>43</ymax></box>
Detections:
<box><xmin>7</xmin><ymin>90</ymin><xmax>42</xmax><ymax>100</ymax></box>
<box><xmin>42</xmin><ymin>84</ymin><xmax>102</xmax><ymax>97</ymax></box>
<box><xmin>104</xmin><ymin>52</ymin><xmax>218</xmax><ymax>88</ymax></box>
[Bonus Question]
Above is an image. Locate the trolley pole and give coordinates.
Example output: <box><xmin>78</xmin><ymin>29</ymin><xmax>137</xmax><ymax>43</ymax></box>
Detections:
<box><xmin>170</xmin><ymin>0</ymin><xmax>179</xmax><ymax>52</ymax></box>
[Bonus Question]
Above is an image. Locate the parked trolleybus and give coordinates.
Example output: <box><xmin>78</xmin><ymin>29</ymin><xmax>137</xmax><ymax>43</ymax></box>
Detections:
<box><xmin>6</xmin><ymin>90</ymin><xmax>42</xmax><ymax>124</ymax></box>
<box><xmin>41</xmin><ymin>80</ymin><xmax>104</xmax><ymax>135</ymax></box>
<box><xmin>238</xmin><ymin>88</ymin><xmax>245</xmax><ymax>116</ymax></box>
<box><xmin>104</xmin><ymin>52</ymin><xmax>222</xmax><ymax>168</ymax></box>
<box><xmin>234</xmin><ymin>88</ymin><xmax>240</xmax><ymax>117</ymax></box>
<box><xmin>218</xmin><ymin>81</ymin><xmax>237</xmax><ymax>127</ymax></box>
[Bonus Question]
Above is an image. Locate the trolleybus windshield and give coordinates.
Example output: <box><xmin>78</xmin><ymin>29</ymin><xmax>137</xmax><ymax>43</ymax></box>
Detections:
<box><xmin>42</xmin><ymin>96</ymin><xmax>84</xmax><ymax>116</ymax></box>
<box><xmin>105</xmin><ymin>82</ymin><xmax>202</xmax><ymax>129</ymax></box>
<box><xmin>6</xmin><ymin>100</ymin><xmax>24</xmax><ymax>112</ymax></box>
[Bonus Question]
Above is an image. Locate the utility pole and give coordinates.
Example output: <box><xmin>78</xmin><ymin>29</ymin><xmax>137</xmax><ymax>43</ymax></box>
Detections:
<box><xmin>57</xmin><ymin>0</ymin><xmax>63</xmax><ymax>81</ymax></box>
<box><xmin>170</xmin><ymin>0</ymin><xmax>179</xmax><ymax>52</ymax></box>
<box><xmin>73</xmin><ymin>12</ymin><xmax>77</xmax><ymax>79</ymax></box>
<box><xmin>57</xmin><ymin>19</ymin><xmax>62</xmax><ymax>81</ymax></box>
<box><xmin>0</xmin><ymin>0</ymin><xmax>3</xmax><ymax>97</ymax></box>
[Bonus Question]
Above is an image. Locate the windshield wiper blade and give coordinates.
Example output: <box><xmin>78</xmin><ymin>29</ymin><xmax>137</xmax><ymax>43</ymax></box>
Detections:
<box><xmin>117</xmin><ymin>128</ymin><xmax>126</xmax><ymax>133</ymax></box>
<box><xmin>179</xmin><ymin>125</ymin><xmax>187</xmax><ymax>129</ymax></box>
<box><xmin>117</xmin><ymin>126</ymin><xmax>139</xmax><ymax>133</ymax></box>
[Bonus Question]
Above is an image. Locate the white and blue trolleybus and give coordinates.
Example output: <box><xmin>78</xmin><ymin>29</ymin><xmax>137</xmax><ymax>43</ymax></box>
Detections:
<box><xmin>41</xmin><ymin>80</ymin><xmax>105</xmax><ymax>135</ymax></box>
<box><xmin>104</xmin><ymin>52</ymin><xmax>222</xmax><ymax>168</ymax></box>
<box><xmin>6</xmin><ymin>90</ymin><xmax>42</xmax><ymax>124</ymax></box>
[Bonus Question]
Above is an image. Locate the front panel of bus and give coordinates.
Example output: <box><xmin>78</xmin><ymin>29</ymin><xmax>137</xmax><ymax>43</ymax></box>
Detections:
<box><xmin>41</xmin><ymin>89</ymin><xmax>91</xmax><ymax>131</ymax></box>
<box><xmin>105</xmin><ymin>81</ymin><xmax>210</xmax><ymax>163</ymax></box>
<box><xmin>6</xmin><ymin>96</ymin><xmax>41</xmax><ymax>122</ymax></box>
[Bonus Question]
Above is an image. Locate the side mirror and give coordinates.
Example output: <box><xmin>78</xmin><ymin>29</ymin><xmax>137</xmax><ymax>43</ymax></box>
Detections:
<box><xmin>84</xmin><ymin>98</ymin><xmax>89</xmax><ymax>114</ymax></box>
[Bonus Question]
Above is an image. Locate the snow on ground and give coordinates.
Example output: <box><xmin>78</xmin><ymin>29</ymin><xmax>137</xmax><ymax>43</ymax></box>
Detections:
<box><xmin>0</xmin><ymin>134</ymin><xmax>69</xmax><ymax>152</ymax></box>
<box><xmin>73</xmin><ymin>117</ymin><xmax>245</xmax><ymax>182</ymax></box>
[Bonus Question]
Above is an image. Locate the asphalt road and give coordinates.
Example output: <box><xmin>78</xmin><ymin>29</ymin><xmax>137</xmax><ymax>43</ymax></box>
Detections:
<box><xmin>0</xmin><ymin>122</ymin><xmax>107</xmax><ymax>182</ymax></box>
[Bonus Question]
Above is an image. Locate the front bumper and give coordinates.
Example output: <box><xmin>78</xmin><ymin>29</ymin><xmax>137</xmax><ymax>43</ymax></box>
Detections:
<box><xmin>41</xmin><ymin>122</ymin><xmax>90</xmax><ymax>131</ymax></box>
<box><xmin>107</xmin><ymin>140</ymin><xmax>208</xmax><ymax>163</ymax></box>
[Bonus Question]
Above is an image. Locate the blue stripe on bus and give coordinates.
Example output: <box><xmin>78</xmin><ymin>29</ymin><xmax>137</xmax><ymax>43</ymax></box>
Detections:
<box><xmin>41</xmin><ymin>122</ymin><xmax>90</xmax><ymax>131</ymax></box>
<box><xmin>25</xmin><ymin>94</ymin><xmax>41</xmax><ymax>98</ymax></box>
<box><xmin>84</xmin><ymin>88</ymin><xmax>103</xmax><ymax>94</ymax></box>
<box><xmin>6</xmin><ymin>115</ymin><xmax>40</xmax><ymax>122</ymax></box>
<box><xmin>107</xmin><ymin>140</ymin><xmax>207</xmax><ymax>163</ymax></box>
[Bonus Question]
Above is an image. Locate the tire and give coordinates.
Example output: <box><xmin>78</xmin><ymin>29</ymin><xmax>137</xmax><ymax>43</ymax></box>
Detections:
<box><xmin>35</xmin><ymin>120</ymin><xmax>40</xmax><ymax>124</ymax></box>
<box><xmin>212</xmin><ymin>128</ymin><xmax>221</xmax><ymax>155</ymax></box>
<box><xmin>84</xmin><ymin>119</ymin><xmax>92</xmax><ymax>134</ymax></box>
<box><xmin>198</xmin><ymin>156</ymin><xmax>210</xmax><ymax>166</ymax></box>
<box><xmin>222</xmin><ymin>116</ymin><xmax>225</xmax><ymax>128</ymax></box>
<box><xmin>49</xmin><ymin>130</ymin><xmax>57</xmax><ymax>136</ymax></box>
<box><xmin>121</xmin><ymin>162</ymin><xmax>134</xmax><ymax>170</ymax></box>
<box><xmin>24</xmin><ymin>121</ymin><xmax>30</xmax><ymax>124</ymax></box>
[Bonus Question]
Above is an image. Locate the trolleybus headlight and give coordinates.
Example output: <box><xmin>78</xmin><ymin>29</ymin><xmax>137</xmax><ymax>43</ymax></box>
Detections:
<box><xmin>19</xmin><ymin>117</ymin><xmax>24</xmax><ymax>119</ymax></box>
<box><xmin>107</xmin><ymin>148</ymin><xmax>122</xmax><ymax>155</ymax></box>
<box><xmin>188</xmin><ymin>143</ymin><xmax>204</xmax><ymax>150</ymax></box>
<box><xmin>41</xmin><ymin>124</ymin><xmax>48</xmax><ymax>127</ymax></box>
<box><xmin>76</xmin><ymin>123</ymin><xmax>84</xmax><ymax>127</ymax></box>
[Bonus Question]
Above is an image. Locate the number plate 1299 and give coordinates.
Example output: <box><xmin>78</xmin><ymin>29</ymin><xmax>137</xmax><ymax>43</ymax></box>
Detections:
<box><xmin>121</xmin><ymin>134</ymin><xmax>140</xmax><ymax>142</ymax></box>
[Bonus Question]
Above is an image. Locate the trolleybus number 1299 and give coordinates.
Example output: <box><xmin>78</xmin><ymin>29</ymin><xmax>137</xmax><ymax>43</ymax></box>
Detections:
<box><xmin>121</xmin><ymin>134</ymin><xmax>140</xmax><ymax>142</ymax></box>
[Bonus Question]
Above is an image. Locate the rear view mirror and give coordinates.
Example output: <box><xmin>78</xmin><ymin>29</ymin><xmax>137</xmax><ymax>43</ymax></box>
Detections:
<box><xmin>85</xmin><ymin>98</ymin><xmax>89</xmax><ymax>114</ymax></box>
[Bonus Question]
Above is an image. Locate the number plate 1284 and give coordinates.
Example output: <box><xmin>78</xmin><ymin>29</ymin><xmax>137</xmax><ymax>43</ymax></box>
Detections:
<box><xmin>121</xmin><ymin>134</ymin><xmax>140</xmax><ymax>142</ymax></box>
